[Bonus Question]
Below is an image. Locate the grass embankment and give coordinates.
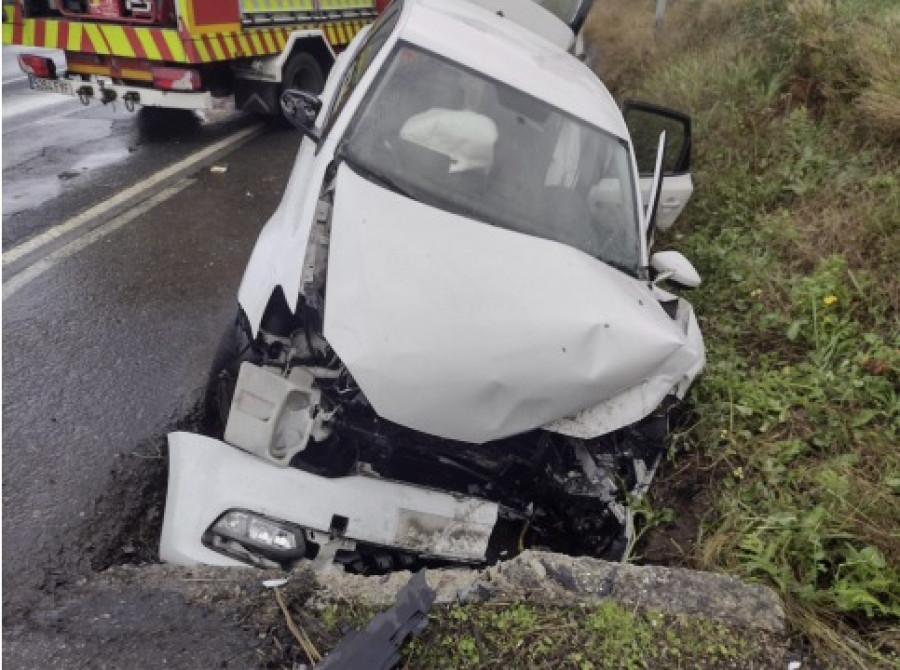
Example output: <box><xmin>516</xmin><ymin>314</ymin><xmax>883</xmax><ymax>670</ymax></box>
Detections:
<box><xmin>585</xmin><ymin>0</ymin><xmax>898</xmax><ymax>665</ymax></box>
<box><xmin>260</xmin><ymin>595</ymin><xmax>781</xmax><ymax>669</ymax></box>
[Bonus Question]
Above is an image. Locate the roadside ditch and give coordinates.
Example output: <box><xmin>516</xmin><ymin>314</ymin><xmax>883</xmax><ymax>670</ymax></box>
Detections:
<box><xmin>45</xmin><ymin>401</ymin><xmax>798</xmax><ymax>669</ymax></box>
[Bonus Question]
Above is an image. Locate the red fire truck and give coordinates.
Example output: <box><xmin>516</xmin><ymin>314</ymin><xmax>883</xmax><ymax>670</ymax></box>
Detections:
<box><xmin>2</xmin><ymin>0</ymin><xmax>386</xmax><ymax>116</ymax></box>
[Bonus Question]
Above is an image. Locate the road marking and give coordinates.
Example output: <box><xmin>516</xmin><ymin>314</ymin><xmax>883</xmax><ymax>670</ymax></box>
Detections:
<box><xmin>3</xmin><ymin>179</ymin><xmax>194</xmax><ymax>300</ymax></box>
<box><xmin>3</xmin><ymin>75</ymin><xmax>28</xmax><ymax>85</ymax></box>
<box><xmin>2</xmin><ymin>123</ymin><xmax>262</xmax><ymax>267</ymax></box>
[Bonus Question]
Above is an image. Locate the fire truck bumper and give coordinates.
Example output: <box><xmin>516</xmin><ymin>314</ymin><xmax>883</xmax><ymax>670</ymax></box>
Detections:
<box><xmin>27</xmin><ymin>74</ymin><xmax>231</xmax><ymax>112</ymax></box>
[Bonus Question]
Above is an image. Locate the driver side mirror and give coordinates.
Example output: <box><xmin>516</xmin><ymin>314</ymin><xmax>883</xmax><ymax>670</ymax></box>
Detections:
<box><xmin>280</xmin><ymin>89</ymin><xmax>323</xmax><ymax>144</ymax></box>
<box><xmin>650</xmin><ymin>250</ymin><xmax>702</xmax><ymax>289</ymax></box>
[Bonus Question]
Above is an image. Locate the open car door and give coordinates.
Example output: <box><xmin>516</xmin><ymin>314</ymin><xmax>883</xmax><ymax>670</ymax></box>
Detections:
<box><xmin>623</xmin><ymin>100</ymin><xmax>693</xmax><ymax>234</ymax></box>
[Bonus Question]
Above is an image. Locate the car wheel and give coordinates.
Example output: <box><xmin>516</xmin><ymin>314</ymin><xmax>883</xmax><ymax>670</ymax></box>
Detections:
<box><xmin>203</xmin><ymin>310</ymin><xmax>254</xmax><ymax>437</ymax></box>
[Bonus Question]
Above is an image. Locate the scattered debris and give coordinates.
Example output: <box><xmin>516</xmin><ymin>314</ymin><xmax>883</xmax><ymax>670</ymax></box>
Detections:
<box><xmin>316</xmin><ymin>570</ymin><xmax>436</xmax><ymax>670</ymax></box>
<box><xmin>210</xmin><ymin>165</ymin><xmax>228</xmax><ymax>174</ymax></box>
<box><xmin>274</xmin><ymin>587</ymin><xmax>321</xmax><ymax>665</ymax></box>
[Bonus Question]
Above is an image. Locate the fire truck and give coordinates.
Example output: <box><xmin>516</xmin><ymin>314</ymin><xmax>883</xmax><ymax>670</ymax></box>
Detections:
<box><xmin>2</xmin><ymin>0</ymin><xmax>385</xmax><ymax>116</ymax></box>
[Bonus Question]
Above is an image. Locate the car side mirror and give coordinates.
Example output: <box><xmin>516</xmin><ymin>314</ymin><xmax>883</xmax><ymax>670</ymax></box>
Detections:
<box><xmin>650</xmin><ymin>250</ymin><xmax>701</xmax><ymax>289</ymax></box>
<box><xmin>280</xmin><ymin>89</ymin><xmax>322</xmax><ymax>144</ymax></box>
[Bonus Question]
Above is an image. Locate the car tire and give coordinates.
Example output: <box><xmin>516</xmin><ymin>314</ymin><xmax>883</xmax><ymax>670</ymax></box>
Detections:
<box><xmin>203</xmin><ymin>310</ymin><xmax>254</xmax><ymax>437</ymax></box>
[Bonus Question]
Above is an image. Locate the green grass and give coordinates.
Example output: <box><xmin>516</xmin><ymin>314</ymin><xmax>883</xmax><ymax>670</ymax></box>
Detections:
<box><xmin>309</xmin><ymin>600</ymin><xmax>775</xmax><ymax>669</ymax></box>
<box><xmin>586</xmin><ymin>0</ymin><xmax>899</xmax><ymax>666</ymax></box>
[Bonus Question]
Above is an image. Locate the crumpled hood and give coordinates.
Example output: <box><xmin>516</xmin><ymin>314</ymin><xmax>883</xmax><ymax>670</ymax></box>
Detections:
<box><xmin>324</xmin><ymin>165</ymin><xmax>700</xmax><ymax>444</ymax></box>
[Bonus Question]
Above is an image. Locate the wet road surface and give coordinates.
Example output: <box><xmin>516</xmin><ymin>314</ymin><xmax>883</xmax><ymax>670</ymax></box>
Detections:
<box><xmin>2</xmin><ymin>61</ymin><xmax>304</xmax><ymax>662</ymax></box>
<box><xmin>2</xmin><ymin>45</ymin><xmax>255</xmax><ymax>248</ymax></box>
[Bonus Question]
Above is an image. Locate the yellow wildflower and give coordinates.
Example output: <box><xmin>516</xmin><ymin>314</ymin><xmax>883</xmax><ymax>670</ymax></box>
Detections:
<box><xmin>823</xmin><ymin>295</ymin><xmax>838</xmax><ymax>306</ymax></box>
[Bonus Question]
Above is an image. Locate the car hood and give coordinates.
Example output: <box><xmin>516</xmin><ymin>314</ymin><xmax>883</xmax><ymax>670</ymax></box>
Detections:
<box><xmin>323</xmin><ymin>165</ymin><xmax>700</xmax><ymax>444</ymax></box>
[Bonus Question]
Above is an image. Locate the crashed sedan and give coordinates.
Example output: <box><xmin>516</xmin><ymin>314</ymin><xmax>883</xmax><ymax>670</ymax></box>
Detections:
<box><xmin>160</xmin><ymin>0</ymin><xmax>705</xmax><ymax>572</ymax></box>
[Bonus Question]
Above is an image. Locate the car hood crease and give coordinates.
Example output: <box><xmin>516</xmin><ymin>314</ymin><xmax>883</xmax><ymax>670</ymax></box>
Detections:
<box><xmin>323</xmin><ymin>164</ymin><xmax>699</xmax><ymax>444</ymax></box>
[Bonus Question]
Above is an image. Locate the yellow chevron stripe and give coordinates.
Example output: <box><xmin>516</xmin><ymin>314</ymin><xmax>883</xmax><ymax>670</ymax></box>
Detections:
<box><xmin>163</xmin><ymin>30</ymin><xmax>185</xmax><ymax>60</ymax></box>
<box><xmin>236</xmin><ymin>33</ymin><xmax>251</xmax><ymax>56</ymax></box>
<box><xmin>193</xmin><ymin>37</ymin><xmax>210</xmax><ymax>61</ymax></box>
<box><xmin>136</xmin><ymin>29</ymin><xmax>162</xmax><ymax>60</ymax></box>
<box><xmin>103</xmin><ymin>26</ymin><xmax>134</xmax><ymax>57</ymax></box>
<box><xmin>261</xmin><ymin>30</ymin><xmax>276</xmax><ymax>53</ymax></box>
<box><xmin>23</xmin><ymin>18</ymin><xmax>34</xmax><ymax>45</ymax></box>
<box><xmin>85</xmin><ymin>23</ymin><xmax>109</xmax><ymax>54</ymax></box>
<box><xmin>209</xmin><ymin>35</ymin><xmax>225</xmax><ymax>60</ymax></box>
<box><xmin>3</xmin><ymin>23</ymin><xmax>13</xmax><ymax>45</ymax></box>
<box><xmin>223</xmin><ymin>35</ymin><xmax>237</xmax><ymax>58</ymax></box>
<box><xmin>248</xmin><ymin>32</ymin><xmax>264</xmax><ymax>54</ymax></box>
<box><xmin>335</xmin><ymin>22</ymin><xmax>345</xmax><ymax>43</ymax></box>
<box><xmin>67</xmin><ymin>22</ymin><xmax>82</xmax><ymax>50</ymax></box>
<box><xmin>46</xmin><ymin>20</ymin><xmax>59</xmax><ymax>49</ymax></box>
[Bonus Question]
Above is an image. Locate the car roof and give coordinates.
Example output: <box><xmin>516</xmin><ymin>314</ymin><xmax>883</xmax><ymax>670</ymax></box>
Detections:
<box><xmin>396</xmin><ymin>0</ymin><xmax>628</xmax><ymax>140</ymax></box>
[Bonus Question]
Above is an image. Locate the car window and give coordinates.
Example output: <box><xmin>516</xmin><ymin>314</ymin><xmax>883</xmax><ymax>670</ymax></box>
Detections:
<box><xmin>322</xmin><ymin>2</ymin><xmax>401</xmax><ymax>136</ymax></box>
<box><xmin>340</xmin><ymin>44</ymin><xmax>641</xmax><ymax>275</ymax></box>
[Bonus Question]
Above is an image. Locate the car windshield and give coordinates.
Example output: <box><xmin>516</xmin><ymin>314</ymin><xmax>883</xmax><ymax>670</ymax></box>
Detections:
<box><xmin>340</xmin><ymin>44</ymin><xmax>641</xmax><ymax>274</ymax></box>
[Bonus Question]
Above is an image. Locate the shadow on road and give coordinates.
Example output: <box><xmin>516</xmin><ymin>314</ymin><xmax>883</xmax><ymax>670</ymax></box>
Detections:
<box><xmin>136</xmin><ymin>108</ymin><xmax>204</xmax><ymax>144</ymax></box>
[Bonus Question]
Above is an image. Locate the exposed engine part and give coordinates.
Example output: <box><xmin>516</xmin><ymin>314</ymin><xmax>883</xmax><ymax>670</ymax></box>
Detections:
<box><xmin>224</xmin><ymin>362</ymin><xmax>333</xmax><ymax>466</ymax></box>
<box><xmin>208</xmin><ymin>283</ymin><xmax>679</xmax><ymax>569</ymax></box>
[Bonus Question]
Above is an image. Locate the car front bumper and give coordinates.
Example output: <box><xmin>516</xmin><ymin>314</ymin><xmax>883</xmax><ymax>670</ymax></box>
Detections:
<box><xmin>159</xmin><ymin>431</ymin><xmax>500</xmax><ymax>568</ymax></box>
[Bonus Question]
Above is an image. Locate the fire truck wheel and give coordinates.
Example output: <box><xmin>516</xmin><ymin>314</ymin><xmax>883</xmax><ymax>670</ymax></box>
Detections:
<box><xmin>282</xmin><ymin>52</ymin><xmax>325</xmax><ymax>97</ymax></box>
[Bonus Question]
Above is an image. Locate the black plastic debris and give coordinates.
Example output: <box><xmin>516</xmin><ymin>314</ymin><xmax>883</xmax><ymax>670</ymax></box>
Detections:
<box><xmin>317</xmin><ymin>570</ymin><xmax>436</xmax><ymax>669</ymax></box>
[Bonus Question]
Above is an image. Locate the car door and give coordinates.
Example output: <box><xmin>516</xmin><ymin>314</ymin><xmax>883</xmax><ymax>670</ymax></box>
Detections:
<box><xmin>623</xmin><ymin>99</ymin><xmax>693</xmax><ymax>233</ymax></box>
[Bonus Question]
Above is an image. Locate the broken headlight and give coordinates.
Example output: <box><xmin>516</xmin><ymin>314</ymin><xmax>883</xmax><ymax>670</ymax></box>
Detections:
<box><xmin>205</xmin><ymin>509</ymin><xmax>307</xmax><ymax>568</ymax></box>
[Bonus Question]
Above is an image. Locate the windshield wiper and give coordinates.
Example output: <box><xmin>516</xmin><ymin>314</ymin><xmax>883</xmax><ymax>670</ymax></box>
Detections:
<box><xmin>337</xmin><ymin>146</ymin><xmax>421</xmax><ymax>203</ymax></box>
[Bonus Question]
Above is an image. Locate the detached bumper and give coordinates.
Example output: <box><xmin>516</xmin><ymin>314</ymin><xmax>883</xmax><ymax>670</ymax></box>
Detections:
<box><xmin>159</xmin><ymin>432</ymin><xmax>499</xmax><ymax>567</ymax></box>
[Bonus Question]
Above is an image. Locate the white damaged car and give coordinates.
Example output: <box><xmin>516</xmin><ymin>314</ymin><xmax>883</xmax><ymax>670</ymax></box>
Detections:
<box><xmin>161</xmin><ymin>0</ymin><xmax>705</xmax><ymax>572</ymax></box>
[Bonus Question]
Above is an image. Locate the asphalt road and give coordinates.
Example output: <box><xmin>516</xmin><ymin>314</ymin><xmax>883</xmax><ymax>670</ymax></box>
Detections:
<box><xmin>2</xmin><ymin>47</ymin><xmax>304</xmax><ymax>665</ymax></box>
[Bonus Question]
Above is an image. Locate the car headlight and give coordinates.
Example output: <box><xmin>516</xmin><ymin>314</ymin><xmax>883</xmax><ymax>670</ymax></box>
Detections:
<box><xmin>205</xmin><ymin>509</ymin><xmax>307</xmax><ymax>567</ymax></box>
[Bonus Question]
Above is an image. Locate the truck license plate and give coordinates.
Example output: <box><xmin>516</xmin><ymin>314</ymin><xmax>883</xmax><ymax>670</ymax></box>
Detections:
<box><xmin>28</xmin><ymin>76</ymin><xmax>75</xmax><ymax>96</ymax></box>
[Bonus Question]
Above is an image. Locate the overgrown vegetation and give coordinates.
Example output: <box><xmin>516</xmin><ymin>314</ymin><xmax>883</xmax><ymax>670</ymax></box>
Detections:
<box><xmin>585</xmin><ymin>0</ymin><xmax>899</xmax><ymax>666</ymax></box>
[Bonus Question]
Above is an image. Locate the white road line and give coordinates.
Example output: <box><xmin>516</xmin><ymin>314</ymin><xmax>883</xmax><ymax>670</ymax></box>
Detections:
<box><xmin>2</xmin><ymin>123</ymin><xmax>262</xmax><ymax>267</ymax></box>
<box><xmin>3</xmin><ymin>75</ymin><xmax>28</xmax><ymax>85</ymax></box>
<box><xmin>3</xmin><ymin>179</ymin><xmax>194</xmax><ymax>300</ymax></box>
